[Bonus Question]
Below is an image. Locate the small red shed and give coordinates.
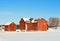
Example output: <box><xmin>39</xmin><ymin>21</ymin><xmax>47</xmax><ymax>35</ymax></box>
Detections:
<box><xmin>9</xmin><ymin>22</ymin><xmax>16</xmax><ymax>31</ymax></box>
<box><xmin>4</xmin><ymin>22</ymin><xmax>16</xmax><ymax>31</ymax></box>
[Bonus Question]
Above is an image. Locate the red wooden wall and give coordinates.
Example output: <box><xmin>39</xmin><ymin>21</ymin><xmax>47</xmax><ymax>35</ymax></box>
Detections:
<box><xmin>19</xmin><ymin>18</ymin><xmax>25</xmax><ymax>31</ymax></box>
<box><xmin>4</xmin><ymin>25</ymin><xmax>9</xmax><ymax>31</ymax></box>
<box><xmin>4</xmin><ymin>22</ymin><xmax>16</xmax><ymax>31</ymax></box>
<box><xmin>37</xmin><ymin>18</ymin><xmax>48</xmax><ymax>31</ymax></box>
<box><xmin>26</xmin><ymin>23</ymin><xmax>33</xmax><ymax>31</ymax></box>
<box><xmin>9</xmin><ymin>22</ymin><xmax>16</xmax><ymax>31</ymax></box>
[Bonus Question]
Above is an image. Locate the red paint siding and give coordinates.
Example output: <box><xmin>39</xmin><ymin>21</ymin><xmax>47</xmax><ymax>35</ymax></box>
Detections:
<box><xmin>26</xmin><ymin>23</ymin><xmax>34</xmax><ymax>31</ymax></box>
<box><xmin>26</xmin><ymin>23</ymin><xmax>37</xmax><ymax>31</ymax></box>
<box><xmin>4</xmin><ymin>25</ymin><xmax>9</xmax><ymax>31</ymax></box>
<box><xmin>19</xmin><ymin>18</ymin><xmax>25</xmax><ymax>31</ymax></box>
<box><xmin>9</xmin><ymin>22</ymin><xmax>16</xmax><ymax>31</ymax></box>
<box><xmin>37</xmin><ymin>18</ymin><xmax>48</xmax><ymax>31</ymax></box>
<box><xmin>4</xmin><ymin>22</ymin><xmax>16</xmax><ymax>31</ymax></box>
<box><xmin>33</xmin><ymin>23</ymin><xmax>37</xmax><ymax>31</ymax></box>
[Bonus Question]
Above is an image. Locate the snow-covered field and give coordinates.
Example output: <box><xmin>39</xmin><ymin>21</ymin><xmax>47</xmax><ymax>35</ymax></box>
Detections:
<box><xmin>0</xmin><ymin>27</ymin><xmax>60</xmax><ymax>41</ymax></box>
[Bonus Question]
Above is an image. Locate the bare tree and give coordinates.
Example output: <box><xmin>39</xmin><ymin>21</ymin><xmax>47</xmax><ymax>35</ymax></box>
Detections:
<box><xmin>49</xmin><ymin>17</ymin><xmax>59</xmax><ymax>29</ymax></box>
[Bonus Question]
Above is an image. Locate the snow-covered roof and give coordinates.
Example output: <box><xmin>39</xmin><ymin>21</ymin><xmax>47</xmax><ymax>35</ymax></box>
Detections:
<box><xmin>4</xmin><ymin>22</ymin><xmax>13</xmax><ymax>25</ymax></box>
<box><xmin>23</xmin><ymin>18</ymin><xmax>38</xmax><ymax>23</ymax></box>
<box><xmin>23</xmin><ymin>18</ymin><xmax>30</xmax><ymax>22</ymax></box>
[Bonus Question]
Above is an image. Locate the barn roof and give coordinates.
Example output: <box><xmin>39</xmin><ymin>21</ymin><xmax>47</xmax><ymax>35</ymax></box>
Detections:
<box><xmin>22</xmin><ymin>18</ymin><xmax>38</xmax><ymax>23</ymax></box>
<box><xmin>4</xmin><ymin>22</ymin><xmax>14</xmax><ymax>25</ymax></box>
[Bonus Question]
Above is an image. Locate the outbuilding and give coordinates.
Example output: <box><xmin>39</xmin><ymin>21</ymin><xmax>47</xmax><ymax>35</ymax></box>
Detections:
<box><xmin>4</xmin><ymin>22</ymin><xmax>16</xmax><ymax>31</ymax></box>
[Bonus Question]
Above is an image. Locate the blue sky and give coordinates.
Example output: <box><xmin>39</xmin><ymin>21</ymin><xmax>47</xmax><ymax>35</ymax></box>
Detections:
<box><xmin>0</xmin><ymin>0</ymin><xmax>60</xmax><ymax>25</ymax></box>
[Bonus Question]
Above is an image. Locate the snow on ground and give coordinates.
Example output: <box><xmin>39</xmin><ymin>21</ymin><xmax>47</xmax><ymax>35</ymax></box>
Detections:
<box><xmin>0</xmin><ymin>27</ymin><xmax>60</xmax><ymax>41</ymax></box>
<box><xmin>0</xmin><ymin>32</ymin><xmax>60</xmax><ymax>41</ymax></box>
<box><xmin>48</xmin><ymin>27</ymin><xmax>60</xmax><ymax>32</ymax></box>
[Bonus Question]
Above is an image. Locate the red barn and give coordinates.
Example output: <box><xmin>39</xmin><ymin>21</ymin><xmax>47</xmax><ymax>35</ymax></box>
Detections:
<box><xmin>37</xmin><ymin>18</ymin><xmax>48</xmax><ymax>31</ymax></box>
<box><xmin>19</xmin><ymin>18</ymin><xmax>48</xmax><ymax>32</ymax></box>
<box><xmin>19</xmin><ymin>18</ymin><xmax>38</xmax><ymax>31</ymax></box>
<box><xmin>9</xmin><ymin>22</ymin><xmax>16</xmax><ymax>31</ymax></box>
<box><xmin>4</xmin><ymin>22</ymin><xmax>16</xmax><ymax>31</ymax></box>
